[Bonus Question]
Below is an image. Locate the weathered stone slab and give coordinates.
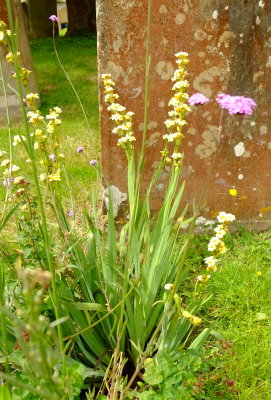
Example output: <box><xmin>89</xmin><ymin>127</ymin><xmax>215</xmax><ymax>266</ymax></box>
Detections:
<box><xmin>97</xmin><ymin>1</ymin><xmax>271</xmax><ymax>227</ymax></box>
<box><xmin>28</xmin><ymin>0</ymin><xmax>57</xmax><ymax>39</ymax></box>
<box><xmin>0</xmin><ymin>0</ymin><xmax>38</xmax><ymax>121</ymax></box>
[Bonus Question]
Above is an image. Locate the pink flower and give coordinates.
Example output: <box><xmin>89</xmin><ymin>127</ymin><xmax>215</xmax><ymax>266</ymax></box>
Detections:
<box><xmin>49</xmin><ymin>15</ymin><xmax>59</xmax><ymax>23</ymax></box>
<box><xmin>216</xmin><ymin>94</ymin><xmax>256</xmax><ymax>115</ymax></box>
<box><xmin>49</xmin><ymin>154</ymin><xmax>56</xmax><ymax>162</ymax></box>
<box><xmin>189</xmin><ymin>93</ymin><xmax>209</xmax><ymax>106</ymax></box>
<box><xmin>89</xmin><ymin>159</ymin><xmax>97</xmax><ymax>166</ymax></box>
<box><xmin>77</xmin><ymin>146</ymin><xmax>84</xmax><ymax>153</ymax></box>
<box><xmin>67</xmin><ymin>210</ymin><xmax>74</xmax><ymax>217</ymax></box>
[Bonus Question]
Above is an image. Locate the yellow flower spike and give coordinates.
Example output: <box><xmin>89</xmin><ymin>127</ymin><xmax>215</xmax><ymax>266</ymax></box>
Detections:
<box><xmin>229</xmin><ymin>188</ymin><xmax>237</xmax><ymax>197</ymax></box>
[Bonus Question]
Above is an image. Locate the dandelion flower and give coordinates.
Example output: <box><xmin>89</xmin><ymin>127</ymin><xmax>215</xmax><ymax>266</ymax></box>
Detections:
<box><xmin>229</xmin><ymin>188</ymin><xmax>237</xmax><ymax>196</ymax></box>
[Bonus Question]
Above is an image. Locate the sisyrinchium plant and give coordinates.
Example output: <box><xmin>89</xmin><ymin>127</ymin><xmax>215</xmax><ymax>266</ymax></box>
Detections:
<box><xmin>0</xmin><ymin>0</ymin><xmax>258</xmax><ymax>398</ymax></box>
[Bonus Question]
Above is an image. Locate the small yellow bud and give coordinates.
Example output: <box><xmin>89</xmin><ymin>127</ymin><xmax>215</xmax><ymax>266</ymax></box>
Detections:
<box><xmin>228</xmin><ymin>188</ymin><xmax>237</xmax><ymax>197</ymax></box>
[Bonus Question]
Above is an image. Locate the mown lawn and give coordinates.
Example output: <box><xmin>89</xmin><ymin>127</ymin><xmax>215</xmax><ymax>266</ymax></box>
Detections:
<box><xmin>0</xmin><ymin>36</ymin><xmax>99</xmax><ymax>206</ymax></box>
<box><xmin>187</xmin><ymin>229</ymin><xmax>271</xmax><ymax>399</ymax></box>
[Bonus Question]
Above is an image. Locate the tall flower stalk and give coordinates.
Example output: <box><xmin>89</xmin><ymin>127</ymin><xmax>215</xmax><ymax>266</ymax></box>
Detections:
<box><xmin>4</xmin><ymin>0</ymin><xmax>65</xmax><ymax>364</ymax></box>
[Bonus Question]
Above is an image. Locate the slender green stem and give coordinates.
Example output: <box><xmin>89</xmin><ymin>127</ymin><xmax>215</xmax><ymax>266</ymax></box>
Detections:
<box><xmin>51</xmin><ymin>24</ymin><xmax>99</xmax><ymax>159</ymax></box>
<box><xmin>0</xmin><ymin>60</ymin><xmax>13</xmax><ymax>208</ymax></box>
<box><xmin>0</xmin><ymin>264</ymin><xmax>9</xmax><ymax>377</ymax></box>
<box><xmin>5</xmin><ymin>0</ymin><xmax>65</xmax><ymax>362</ymax></box>
<box><xmin>139</xmin><ymin>0</ymin><xmax>152</xmax><ymax>167</ymax></box>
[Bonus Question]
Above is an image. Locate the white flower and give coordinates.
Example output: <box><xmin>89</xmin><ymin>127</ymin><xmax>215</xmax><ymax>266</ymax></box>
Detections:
<box><xmin>214</xmin><ymin>225</ymin><xmax>226</xmax><ymax>239</ymax></box>
<box><xmin>13</xmin><ymin>135</ymin><xmax>26</xmax><ymax>146</ymax></box>
<box><xmin>208</xmin><ymin>236</ymin><xmax>220</xmax><ymax>251</ymax></box>
<box><xmin>171</xmin><ymin>152</ymin><xmax>183</xmax><ymax>160</ymax></box>
<box><xmin>1</xmin><ymin>159</ymin><xmax>10</xmax><ymax>167</ymax></box>
<box><xmin>175</xmin><ymin>51</ymin><xmax>189</xmax><ymax>58</ymax></box>
<box><xmin>164</xmin><ymin>283</ymin><xmax>173</xmax><ymax>291</ymax></box>
<box><xmin>107</xmin><ymin>104</ymin><xmax>126</xmax><ymax>112</ymax></box>
<box><xmin>111</xmin><ymin>114</ymin><xmax>124</xmax><ymax>122</ymax></box>
<box><xmin>217</xmin><ymin>211</ymin><xmax>235</xmax><ymax>223</ymax></box>
<box><xmin>204</xmin><ymin>255</ymin><xmax>217</xmax><ymax>267</ymax></box>
<box><xmin>39</xmin><ymin>173</ymin><xmax>47</xmax><ymax>182</ymax></box>
<box><xmin>172</xmin><ymin>80</ymin><xmax>189</xmax><ymax>90</ymax></box>
<box><xmin>101</xmin><ymin>73</ymin><xmax>111</xmax><ymax>79</ymax></box>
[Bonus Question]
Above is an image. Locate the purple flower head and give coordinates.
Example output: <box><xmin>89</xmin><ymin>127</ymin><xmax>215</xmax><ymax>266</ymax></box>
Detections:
<box><xmin>89</xmin><ymin>159</ymin><xmax>97</xmax><ymax>167</ymax></box>
<box><xmin>227</xmin><ymin>381</ymin><xmax>235</xmax><ymax>387</ymax></box>
<box><xmin>67</xmin><ymin>210</ymin><xmax>74</xmax><ymax>217</ymax></box>
<box><xmin>49</xmin><ymin>154</ymin><xmax>56</xmax><ymax>162</ymax></box>
<box><xmin>77</xmin><ymin>146</ymin><xmax>84</xmax><ymax>153</ymax></box>
<box><xmin>49</xmin><ymin>15</ymin><xmax>59</xmax><ymax>23</ymax></box>
<box><xmin>189</xmin><ymin>93</ymin><xmax>209</xmax><ymax>106</ymax></box>
<box><xmin>3</xmin><ymin>178</ymin><xmax>14</xmax><ymax>187</ymax></box>
<box><xmin>216</xmin><ymin>93</ymin><xmax>256</xmax><ymax>115</ymax></box>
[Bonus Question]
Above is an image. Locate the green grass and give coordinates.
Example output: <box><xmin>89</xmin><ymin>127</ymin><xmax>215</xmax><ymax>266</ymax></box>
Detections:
<box><xmin>189</xmin><ymin>229</ymin><xmax>271</xmax><ymax>399</ymax></box>
<box><xmin>0</xmin><ymin>36</ymin><xmax>99</xmax><ymax>206</ymax></box>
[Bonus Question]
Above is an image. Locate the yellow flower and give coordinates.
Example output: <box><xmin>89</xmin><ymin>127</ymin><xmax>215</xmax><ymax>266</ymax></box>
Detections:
<box><xmin>229</xmin><ymin>188</ymin><xmax>237</xmax><ymax>197</ymax></box>
<box><xmin>48</xmin><ymin>168</ymin><xmax>61</xmax><ymax>182</ymax></box>
<box><xmin>27</xmin><ymin>110</ymin><xmax>44</xmax><ymax>124</ymax></box>
<box><xmin>39</xmin><ymin>173</ymin><xmax>47</xmax><ymax>182</ymax></box>
<box><xmin>35</xmin><ymin>129</ymin><xmax>43</xmax><ymax>138</ymax></box>
<box><xmin>256</xmin><ymin>271</ymin><xmax>263</xmax><ymax>276</ymax></box>
<box><xmin>182</xmin><ymin>310</ymin><xmax>192</xmax><ymax>319</ymax></box>
<box><xmin>191</xmin><ymin>316</ymin><xmax>202</xmax><ymax>326</ymax></box>
<box><xmin>26</xmin><ymin>93</ymin><xmax>39</xmax><ymax>107</ymax></box>
<box><xmin>182</xmin><ymin>310</ymin><xmax>202</xmax><ymax>326</ymax></box>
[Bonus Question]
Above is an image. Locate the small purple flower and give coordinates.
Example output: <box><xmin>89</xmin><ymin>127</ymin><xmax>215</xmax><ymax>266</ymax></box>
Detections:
<box><xmin>49</xmin><ymin>154</ymin><xmax>56</xmax><ymax>162</ymax></box>
<box><xmin>227</xmin><ymin>380</ymin><xmax>235</xmax><ymax>387</ymax></box>
<box><xmin>77</xmin><ymin>146</ymin><xmax>84</xmax><ymax>153</ymax></box>
<box><xmin>49</xmin><ymin>15</ymin><xmax>59</xmax><ymax>23</ymax></box>
<box><xmin>89</xmin><ymin>159</ymin><xmax>97</xmax><ymax>167</ymax></box>
<box><xmin>3</xmin><ymin>178</ymin><xmax>14</xmax><ymax>187</ymax></box>
<box><xmin>67</xmin><ymin>210</ymin><xmax>74</xmax><ymax>217</ymax></box>
<box><xmin>216</xmin><ymin>93</ymin><xmax>256</xmax><ymax>115</ymax></box>
<box><xmin>189</xmin><ymin>93</ymin><xmax>209</xmax><ymax>106</ymax></box>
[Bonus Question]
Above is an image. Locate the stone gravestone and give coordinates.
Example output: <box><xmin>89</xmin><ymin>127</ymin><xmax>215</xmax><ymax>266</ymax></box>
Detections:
<box><xmin>0</xmin><ymin>0</ymin><xmax>38</xmax><ymax>121</ymax></box>
<box><xmin>28</xmin><ymin>0</ymin><xmax>57</xmax><ymax>39</ymax></box>
<box><xmin>97</xmin><ymin>0</ymin><xmax>271</xmax><ymax>228</ymax></box>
